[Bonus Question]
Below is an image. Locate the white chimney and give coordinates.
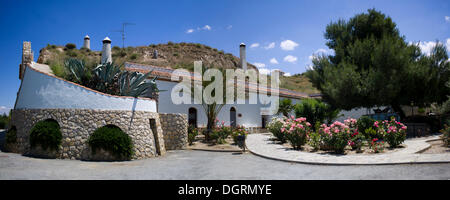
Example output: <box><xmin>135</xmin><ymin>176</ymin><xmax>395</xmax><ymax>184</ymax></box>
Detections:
<box><xmin>101</xmin><ymin>37</ymin><xmax>112</xmax><ymax>64</ymax></box>
<box><xmin>239</xmin><ymin>43</ymin><xmax>247</xmax><ymax>71</ymax></box>
<box><xmin>83</xmin><ymin>35</ymin><xmax>90</xmax><ymax>50</ymax></box>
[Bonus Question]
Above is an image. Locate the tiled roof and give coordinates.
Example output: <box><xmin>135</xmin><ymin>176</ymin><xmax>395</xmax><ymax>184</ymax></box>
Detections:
<box><xmin>125</xmin><ymin>62</ymin><xmax>314</xmax><ymax>99</ymax></box>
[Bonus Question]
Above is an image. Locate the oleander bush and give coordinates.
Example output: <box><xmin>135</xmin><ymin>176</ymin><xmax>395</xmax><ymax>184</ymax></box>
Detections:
<box><xmin>88</xmin><ymin>125</ymin><xmax>133</xmax><ymax>160</ymax></box>
<box><xmin>5</xmin><ymin>126</ymin><xmax>17</xmax><ymax>144</ymax></box>
<box><xmin>375</xmin><ymin>117</ymin><xmax>407</xmax><ymax>148</ymax></box>
<box><xmin>188</xmin><ymin>125</ymin><xmax>198</xmax><ymax>145</ymax></box>
<box><xmin>231</xmin><ymin>125</ymin><xmax>248</xmax><ymax>144</ymax></box>
<box><xmin>440</xmin><ymin>125</ymin><xmax>450</xmax><ymax>147</ymax></box>
<box><xmin>369</xmin><ymin>138</ymin><xmax>385</xmax><ymax>153</ymax></box>
<box><xmin>29</xmin><ymin>119</ymin><xmax>62</xmax><ymax>151</ymax></box>
<box><xmin>267</xmin><ymin>117</ymin><xmax>286</xmax><ymax>143</ymax></box>
<box><xmin>210</xmin><ymin>121</ymin><xmax>233</xmax><ymax>144</ymax></box>
<box><xmin>319</xmin><ymin>121</ymin><xmax>352</xmax><ymax>153</ymax></box>
<box><xmin>281</xmin><ymin>116</ymin><xmax>312</xmax><ymax>150</ymax></box>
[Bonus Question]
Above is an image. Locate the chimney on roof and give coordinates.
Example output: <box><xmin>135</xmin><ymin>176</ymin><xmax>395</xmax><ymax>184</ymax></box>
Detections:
<box><xmin>83</xmin><ymin>35</ymin><xmax>90</xmax><ymax>50</ymax></box>
<box><xmin>239</xmin><ymin>43</ymin><xmax>247</xmax><ymax>71</ymax></box>
<box><xmin>20</xmin><ymin>41</ymin><xmax>33</xmax><ymax>80</ymax></box>
<box><xmin>101</xmin><ymin>37</ymin><xmax>112</xmax><ymax>64</ymax></box>
<box><xmin>153</xmin><ymin>49</ymin><xmax>158</xmax><ymax>59</ymax></box>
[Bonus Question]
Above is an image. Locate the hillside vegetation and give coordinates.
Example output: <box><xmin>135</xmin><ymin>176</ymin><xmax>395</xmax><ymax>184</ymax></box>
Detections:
<box><xmin>37</xmin><ymin>42</ymin><xmax>319</xmax><ymax>94</ymax></box>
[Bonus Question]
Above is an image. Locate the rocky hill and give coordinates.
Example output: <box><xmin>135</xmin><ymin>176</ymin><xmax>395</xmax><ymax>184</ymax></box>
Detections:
<box><xmin>37</xmin><ymin>42</ymin><xmax>319</xmax><ymax>94</ymax></box>
<box><xmin>38</xmin><ymin>42</ymin><xmax>258</xmax><ymax>71</ymax></box>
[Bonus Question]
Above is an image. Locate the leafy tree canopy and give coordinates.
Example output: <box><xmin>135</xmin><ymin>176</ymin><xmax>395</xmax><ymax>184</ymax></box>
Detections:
<box><xmin>306</xmin><ymin>9</ymin><xmax>449</xmax><ymax>118</ymax></box>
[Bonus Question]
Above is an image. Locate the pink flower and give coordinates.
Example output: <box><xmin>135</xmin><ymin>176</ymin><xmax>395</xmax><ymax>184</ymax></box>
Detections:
<box><xmin>281</xmin><ymin>128</ymin><xmax>286</xmax><ymax>133</ymax></box>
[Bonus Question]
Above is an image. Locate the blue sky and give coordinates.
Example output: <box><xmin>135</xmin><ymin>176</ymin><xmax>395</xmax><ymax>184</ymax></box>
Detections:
<box><xmin>0</xmin><ymin>0</ymin><xmax>449</xmax><ymax>113</ymax></box>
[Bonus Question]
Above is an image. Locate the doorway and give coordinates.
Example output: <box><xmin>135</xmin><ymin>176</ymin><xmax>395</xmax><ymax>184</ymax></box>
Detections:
<box><xmin>230</xmin><ymin>107</ymin><xmax>237</xmax><ymax>128</ymax></box>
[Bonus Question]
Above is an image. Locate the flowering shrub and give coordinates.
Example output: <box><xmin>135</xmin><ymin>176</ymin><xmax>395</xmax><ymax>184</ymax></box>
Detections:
<box><xmin>211</xmin><ymin>120</ymin><xmax>232</xmax><ymax>144</ymax></box>
<box><xmin>267</xmin><ymin>117</ymin><xmax>287</xmax><ymax>143</ymax></box>
<box><xmin>369</xmin><ymin>138</ymin><xmax>385</xmax><ymax>153</ymax></box>
<box><xmin>281</xmin><ymin>116</ymin><xmax>312</xmax><ymax>150</ymax></box>
<box><xmin>307</xmin><ymin>131</ymin><xmax>321</xmax><ymax>151</ymax></box>
<box><xmin>344</xmin><ymin>118</ymin><xmax>364</xmax><ymax>151</ymax></box>
<box><xmin>375</xmin><ymin>117</ymin><xmax>407</xmax><ymax>148</ymax></box>
<box><xmin>231</xmin><ymin>125</ymin><xmax>248</xmax><ymax>144</ymax></box>
<box><xmin>188</xmin><ymin>125</ymin><xmax>199</xmax><ymax>145</ymax></box>
<box><xmin>319</xmin><ymin>121</ymin><xmax>351</xmax><ymax>153</ymax></box>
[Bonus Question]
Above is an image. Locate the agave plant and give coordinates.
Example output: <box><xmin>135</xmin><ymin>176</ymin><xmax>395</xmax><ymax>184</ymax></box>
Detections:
<box><xmin>93</xmin><ymin>62</ymin><xmax>121</xmax><ymax>94</ymax></box>
<box><xmin>64</xmin><ymin>58</ymin><xmax>86</xmax><ymax>84</ymax></box>
<box><xmin>119</xmin><ymin>70</ymin><xmax>163</xmax><ymax>98</ymax></box>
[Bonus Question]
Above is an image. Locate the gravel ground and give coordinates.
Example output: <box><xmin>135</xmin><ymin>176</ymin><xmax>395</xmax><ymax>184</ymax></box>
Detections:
<box><xmin>1</xmin><ymin>149</ymin><xmax>450</xmax><ymax>180</ymax></box>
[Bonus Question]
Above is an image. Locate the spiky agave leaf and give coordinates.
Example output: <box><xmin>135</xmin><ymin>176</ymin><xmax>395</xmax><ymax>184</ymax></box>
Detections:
<box><xmin>93</xmin><ymin>62</ymin><xmax>121</xmax><ymax>93</ymax></box>
<box><xmin>64</xmin><ymin>58</ymin><xmax>85</xmax><ymax>83</ymax></box>
<box><xmin>119</xmin><ymin>70</ymin><xmax>158</xmax><ymax>97</ymax></box>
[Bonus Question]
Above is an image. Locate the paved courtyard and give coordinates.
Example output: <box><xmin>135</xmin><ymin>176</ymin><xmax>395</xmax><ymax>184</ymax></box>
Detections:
<box><xmin>1</xmin><ymin>149</ymin><xmax>450</xmax><ymax>180</ymax></box>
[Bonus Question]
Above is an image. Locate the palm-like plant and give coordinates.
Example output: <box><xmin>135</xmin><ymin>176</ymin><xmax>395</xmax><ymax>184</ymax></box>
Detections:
<box><xmin>64</xmin><ymin>58</ymin><xmax>86</xmax><ymax>84</ymax></box>
<box><xmin>93</xmin><ymin>62</ymin><xmax>121</xmax><ymax>94</ymax></box>
<box><xmin>119</xmin><ymin>70</ymin><xmax>162</xmax><ymax>98</ymax></box>
<box><xmin>277</xmin><ymin>98</ymin><xmax>294</xmax><ymax>117</ymax></box>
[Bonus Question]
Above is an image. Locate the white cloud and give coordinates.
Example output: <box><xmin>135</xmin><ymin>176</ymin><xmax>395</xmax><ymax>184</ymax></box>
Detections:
<box><xmin>258</xmin><ymin>68</ymin><xmax>272</xmax><ymax>75</ymax></box>
<box><xmin>410</xmin><ymin>39</ymin><xmax>450</xmax><ymax>56</ymax></box>
<box><xmin>250</xmin><ymin>43</ymin><xmax>260</xmax><ymax>48</ymax></box>
<box><xmin>283</xmin><ymin>72</ymin><xmax>292</xmax><ymax>77</ymax></box>
<box><xmin>186</xmin><ymin>29</ymin><xmax>194</xmax><ymax>34</ymax></box>
<box><xmin>227</xmin><ymin>25</ymin><xmax>233</xmax><ymax>29</ymax></box>
<box><xmin>445</xmin><ymin>16</ymin><xmax>450</xmax><ymax>22</ymax></box>
<box><xmin>283</xmin><ymin>55</ymin><xmax>298</xmax><ymax>63</ymax></box>
<box><xmin>447</xmin><ymin>38</ymin><xmax>450</xmax><ymax>52</ymax></box>
<box><xmin>270</xmin><ymin>58</ymin><xmax>279</xmax><ymax>64</ymax></box>
<box><xmin>280</xmin><ymin>40</ymin><xmax>299</xmax><ymax>51</ymax></box>
<box><xmin>253</xmin><ymin>62</ymin><xmax>266</xmax><ymax>68</ymax></box>
<box><xmin>0</xmin><ymin>106</ymin><xmax>10</xmax><ymax>115</ymax></box>
<box><xmin>309</xmin><ymin>48</ymin><xmax>334</xmax><ymax>61</ymax></box>
<box><xmin>202</xmin><ymin>25</ymin><xmax>211</xmax><ymax>30</ymax></box>
<box><xmin>264</xmin><ymin>42</ymin><xmax>275</xmax><ymax>50</ymax></box>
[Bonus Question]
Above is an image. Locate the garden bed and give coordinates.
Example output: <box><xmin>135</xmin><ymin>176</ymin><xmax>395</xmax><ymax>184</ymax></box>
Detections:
<box><xmin>186</xmin><ymin>135</ymin><xmax>242</xmax><ymax>152</ymax></box>
<box><xmin>277</xmin><ymin>137</ymin><xmax>406</xmax><ymax>155</ymax></box>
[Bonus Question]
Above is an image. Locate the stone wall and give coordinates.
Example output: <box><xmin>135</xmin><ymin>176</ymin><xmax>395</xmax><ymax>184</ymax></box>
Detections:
<box><xmin>159</xmin><ymin>113</ymin><xmax>188</xmax><ymax>150</ymax></box>
<box><xmin>7</xmin><ymin>108</ymin><xmax>167</xmax><ymax>160</ymax></box>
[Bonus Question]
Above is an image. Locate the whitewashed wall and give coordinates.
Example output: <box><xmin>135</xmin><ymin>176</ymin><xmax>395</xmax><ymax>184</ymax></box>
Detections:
<box><xmin>15</xmin><ymin>65</ymin><xmax>157</xmax><ymax>112</ymax></box>
<box><xmin>157</xmin><ymin>80</ymin><xmax>294</xmax><ymax>128</ymax></box>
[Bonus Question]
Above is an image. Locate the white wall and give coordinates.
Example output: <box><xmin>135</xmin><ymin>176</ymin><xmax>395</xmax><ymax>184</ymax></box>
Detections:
<box><xmin>157</xmin><ymin>80</ymin><xmax>290</xmax><ymax>128</ymax></box>
<box><xmin>15</xmin><ymin>65</ymin><xmax>157</xmax><ymax>112</ymax></box>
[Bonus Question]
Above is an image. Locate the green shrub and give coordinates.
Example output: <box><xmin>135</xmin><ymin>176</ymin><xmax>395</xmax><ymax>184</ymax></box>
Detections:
<box><xmin>0</xmin><ymin>114</ymin><xmax>8</xmax><ymax>129</ymax></box>
<box><xmin>357</xmin><ymin>116</ymin><xmax>375</xmax><ymax>137</ymax></box>
<box><xmin>369</xmin><ymin>138</ymin><xmax>385</xmax><ymax>153</ymax></box>
<box><xmin>211</xmin><ymin>125</ymin><xmax>232</xmax><ymax>144</ymax></box>
<box><xmin>66</xmin><ymin>50</ymin><xmax>78</xmax><ymax>57</ymax></box>
<box><xmin>88</xmin><ymin>125</ymin><xmax>133</xmax><ymax>159</ymax></box>
<box><xmin>65</xmin><ymin>43</ymin><xmax>76</xmax><ymax>50</ymax></box>
<box><xmin>188</xmin><ymin>125</ymin><xmax>198</xmax><ymax>145</ymax></box>
<box><xmin>112</xmin><ymin>46</ymin><xmax>121</xmax><ymax>51</ymax></box>
<box><xmin>440</xmin><ymin>125</ymin><xmax>450</xmax><ymax>147</ymax></box>
<box><xmin>231</xmin><ymin>126</ymin><xmax>248</xmax><ymax>144</ymax></box>
<box><xmin>267</xmin><ymin>117</ymin><xmax>286</xmax><ymax>143</ymax></box>
<box><xmin>30</xmin><ymin>119</ymin><xmax>62</xmax><ymax>151</ymax></box>
<box><xmin>294</xmin><ymin>99</ymin><xmax>326</xmax><ymax>130</ymax></box>
<box><xmin>195</xmin><ymin>43</ymin><xmax>202</xmax><ymax>48</ymax></box>
<box><xmin>308</xmin><ymin>131</ymin><xmax>321</xmax><ymax>151</ymax></box>
<box><xmin>6</xmin><ymin>126</ymin><xmax>17</xmax><ymax>144</ymax></box>
<box><xmin>167</xmin><ymin>41</ymin><xmax>174</xmax><ymax>45</ymax></box>
<box><xmin>364</xmin><ymin>127</ymin><xmax>379</xmax><ymax>140</ymax></box>
<box><xmin>130</xmin><ymin>53</ymin><xmax>138</xmax><ymax>60</ymax></box>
